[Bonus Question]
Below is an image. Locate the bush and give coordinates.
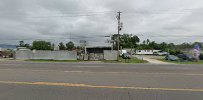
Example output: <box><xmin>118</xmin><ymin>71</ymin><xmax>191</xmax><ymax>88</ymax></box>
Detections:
<box><xmin>169</xmin><ymin>50</ymin><xmax>183</xmax><ymax>55</ymax></box>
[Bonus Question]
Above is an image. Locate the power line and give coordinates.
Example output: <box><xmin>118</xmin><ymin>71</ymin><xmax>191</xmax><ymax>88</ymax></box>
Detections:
<box><xmin>1</xmin><ymin>8</ymin><xmax>202</xmax><ymax>18</ymax></box>
<box><xmin>2</xmin><ymin>33</ymin><xmax>203</xmax><ymax>41</ymax></box>
<box><xmin>138</xmin><ymin>35</ymin><xmax>203</xmax><ymax>37</ymax></box>
<box><xmin>136</xmin><ymin>34</ymin><xmax>203</xmax><ymax>37</ymax></box>
<box><xmin>0</xmin><ymin>11</ymin><xmax>115</xmax><ymax>18</ymax></box>
<box><xmin>0</xmin><ymin>35</ymin><xmax>110</xmax><ymax>41</ymax></box>
<box><xmin>122</xmin><ymin>8</ymin><xmax>203</xmax><ymax>16</ymax></box>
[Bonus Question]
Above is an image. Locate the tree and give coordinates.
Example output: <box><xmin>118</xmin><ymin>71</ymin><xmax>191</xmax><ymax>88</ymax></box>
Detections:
<box><xmin>66</xmin><ymin>41</ymin><xmax>75</xmax><ymax>51</ymax></box>
<box><xmin>32</xmin><ymin>41</ymin><xmax>52</xmax><ymax>50</ymax></box>
<box><xmin>159</xmin><ymin>42</ymin><xmax>168</xmax><ymax>51</ymax></box>
<box><xmin>19</xmin><ymin>41</ymin><xmax>25</xmax><ymax>47</ymax></box>
<box><xmin>131</xmin><ymin>35</ymin><xmax>140</xmax><ymax>48</ymax></box>
<box><xmin>168</xmin><ymin>43</ymin><xmax>176</xmax><ymax>50</ymax></box>
<box><xmin>146</xmin><ymin>39</ymin><xmax>150</xmax><ymax>45</ymax></box>
<box><xmin>51</xmin><ymin>43</ymin><xmax>55</xmax><ymax>51</ymax></box>
<box><xmin>177</xmin><ymin>43</ymin><xmax>192</xmax><ymax>49</ymax></box>
<box><xmin>18</xmin><ymin>41</ymin><xmax>30</xmax><ymax>48</ymax></box>
<box><xmin>149</xmin><ymin>41</ymin><xmax>158</xmax><ymax>49</ymax></box>
<box><xmin>119</xmin><ymin>34</ymin><xmax>140</xmax><ymax>49</ymax></box>
<box><xmin>143</xmin><ymin>40</ymin><xmax>146</xmax><ymax>45</ymax></box>
<box><xmin>58</xmin><ymin>42</ymin><xmax>66</xmax><ymax>50</ymax></box>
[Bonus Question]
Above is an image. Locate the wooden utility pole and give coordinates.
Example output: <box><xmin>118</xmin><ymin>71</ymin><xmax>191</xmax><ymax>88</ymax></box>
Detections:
<box><xmin>116</xmin><ymin>11</ymin><xmax>122</xmax><ymax>61</ymax></box>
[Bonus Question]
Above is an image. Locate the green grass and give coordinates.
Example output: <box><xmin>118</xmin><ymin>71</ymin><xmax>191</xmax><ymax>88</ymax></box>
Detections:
<box><xmin>25</xmin><ymin>59</ymin><xmax>79</xmax><ymax>62</ymax></box>
<box><xmin>25</xmin><ymin>57</ymin><xmax>148</xmax><ymax>64</ymax></box>
<box><xmin>103</xmin><ymin>57</ymin><xmax>148</xmax><ymax>64</ymax></box>
<box><xmin>158</xmin><ymin>58</ymin><xmax>203</xmax><ymax>64</ymax></box>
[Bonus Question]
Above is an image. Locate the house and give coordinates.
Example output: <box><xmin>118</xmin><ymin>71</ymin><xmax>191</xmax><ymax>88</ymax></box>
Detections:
<box><xmin>16</xmin><ymin>47</ymin><xmax>30</xmax><ymax>51</ymax></box>
<box><xmin>135</xmin><ymin>49</ymin><xmax>161</xmax><ymax>55</ymax></box>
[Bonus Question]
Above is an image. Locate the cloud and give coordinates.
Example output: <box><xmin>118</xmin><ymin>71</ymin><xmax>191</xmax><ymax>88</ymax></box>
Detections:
<box><xmin>0</xmin><ymin>0</ymin><xmax>203</xmax><ymax>45</ymax></box>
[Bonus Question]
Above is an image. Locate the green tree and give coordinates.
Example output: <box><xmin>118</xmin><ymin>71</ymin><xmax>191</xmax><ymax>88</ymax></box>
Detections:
<box><xmin>177</xmin><ymin>43</ymin><xmax>192</xmax><ymax>49</ymax></box>
<box><xmin>131</xmin><ymin>35</ymin><xmax>140</xmax><ymax>48</ymax></box>
<box><xmin>51</xmin><ymin>43</ymin><xmax>55</xmax><ymax>51</ymax></box>
<box><xmin>19</xmin><ymin>41</ymin><xmax>25</xmax><ymax>47</ymax></box>
<box><xmin>66</xmin><ymin>41</ymin><xmax>75</xmax><ymax>51</ymax></box>
<box><xmin>149</xmin><ymin>41</ymin><xmax>158</xmax><ymax>49</ymax></box>
<box><xmin>119</xmin><ymin>34</ymin><xmax>140</xmax><ymax>49</ymax></box>
<box><xmin>146</xmin><ymin>39</ymin><xmax>150</xmax><ymax>45</ymax></box>
<box><xmin>32</xmin><ymin>41</ymin><xmax>52</xmax><ymax>50</ymax></box>
<box><xmin>159</xmin><ymin>42</ymin><xmax>168</xmax><ymax>51</ymax></box>
<box><xmin>58</xmin><ymin>42</ymin><xmax>66</xmax><ymax>50</ymax></box>
<box><xmin>18</xmin><ymin>41</ymin><xmax>30</xmax><ymax>48</ymax></box>
<box><xmin>168</xmin><ymin>43</ymin><xmax>175</xmax><ymax>49</ymax></box>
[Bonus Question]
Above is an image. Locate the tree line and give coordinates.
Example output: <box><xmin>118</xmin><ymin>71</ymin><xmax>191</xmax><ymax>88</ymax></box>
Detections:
<box><xmin>17</xmin><ymin>41</ymin><xmax>76</xmax><ymax>51</ymax></box>
<box><xmin>17</xmin><ymin>34</ymin><xmax>202</xmax><ymax>54</ymax></box>
<box><xmin>111</xmin><ymin>34</ymin><xmax>202</xmax><ymax>55</ymax></box>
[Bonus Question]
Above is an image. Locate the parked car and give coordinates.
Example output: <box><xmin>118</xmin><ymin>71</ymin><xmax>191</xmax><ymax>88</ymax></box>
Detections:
<box><xmin>120</xmin><ymin>50</ymin><xmax>127</xmax><ymax>56</ymax></box>
<box><xmin>165</xmin><ymin>55</ymin><xmax>179</xmax><ymax>61</ymax></box>
<box><xmin>122</xmin><ymin>53</ymin><xmax>131</xmax><ymax>59</ymax></box>
<box><xmin>200</xmin><ymin>53</ymin><xmax>203</xmax><ymax>60</ymax></box>
<box><xmin>177</xmin><ymin>54</ymin><xmax>195</xmax><ymax>61</ymax></box>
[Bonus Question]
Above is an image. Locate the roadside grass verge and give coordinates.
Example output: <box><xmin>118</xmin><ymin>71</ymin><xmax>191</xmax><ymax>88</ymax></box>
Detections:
<box><xmin>158</xmin><ymin>58</ymin><xmax>203</xmax><ymax>64</ymax></box>
<box><xmin>25</xmin><ymin>59</ymin><xmax>79</xmax><ymax>62</ymax></box>
<box><xmin>103</xmin><ymin>57</ymin><xmax>148</xmax><ymax>64</ymax></box>
<box><xmin>25</xmin><ymin>57</ymin><xmax>148</xmax><ymax>64</ymax></box>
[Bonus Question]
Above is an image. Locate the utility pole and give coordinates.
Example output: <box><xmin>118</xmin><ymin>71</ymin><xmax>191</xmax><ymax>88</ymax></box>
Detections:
<box><xmin>116</xmin><ymin>11</ymin><xmax>122</xmax><ymax>61</ymax></box>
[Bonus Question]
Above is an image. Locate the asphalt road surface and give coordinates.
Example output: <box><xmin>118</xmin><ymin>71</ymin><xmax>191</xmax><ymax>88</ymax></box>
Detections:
<box><xmin>0</xmin><ymin>61</ymin><xmax>203</xmax><ymax>100</ymax></box>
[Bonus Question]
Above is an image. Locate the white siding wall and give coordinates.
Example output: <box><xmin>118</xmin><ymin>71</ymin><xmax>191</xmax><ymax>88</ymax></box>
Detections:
<box><xmin>15</xmin><ymin>50</ymin><xmax>77</xmax><ymax>60</ymax></box>
<box><xmin>136</xmin><ymin>50</ymin><xmax>154</xmax><ymax>55</ymax></box>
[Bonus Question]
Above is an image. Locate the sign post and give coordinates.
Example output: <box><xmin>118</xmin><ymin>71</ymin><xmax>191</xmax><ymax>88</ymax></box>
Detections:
<box><xmin>193</xmin><ymin>44</ymin><xmax>201</xmax><ymax>62</ymax></box>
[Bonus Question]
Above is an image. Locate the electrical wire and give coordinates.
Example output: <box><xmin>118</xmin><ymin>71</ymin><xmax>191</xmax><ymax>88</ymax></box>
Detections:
<box><xmin>0</xmin><ymin>8</ymin><xmax>202</xmax><ymax>18</ymax></box>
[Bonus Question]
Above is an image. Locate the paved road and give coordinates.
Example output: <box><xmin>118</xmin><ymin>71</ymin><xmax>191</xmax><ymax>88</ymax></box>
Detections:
<box><xmin>0</xmin><ymin>61</ymin><xmax>203</xmax><ymax>100</ymax></box>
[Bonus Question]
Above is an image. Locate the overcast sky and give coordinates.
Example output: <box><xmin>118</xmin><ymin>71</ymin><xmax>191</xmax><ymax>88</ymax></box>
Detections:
<box><xmin>0</xmin><ymin>0</ymin><xmax>203</xmax><ymax>46</ymax></box>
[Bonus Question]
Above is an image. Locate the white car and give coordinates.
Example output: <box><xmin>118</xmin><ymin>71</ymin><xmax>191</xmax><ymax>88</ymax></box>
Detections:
<box><xmin>120</xmin><ymin>50</ymin><xmax>127</xmax><ymax>56</ymax></box>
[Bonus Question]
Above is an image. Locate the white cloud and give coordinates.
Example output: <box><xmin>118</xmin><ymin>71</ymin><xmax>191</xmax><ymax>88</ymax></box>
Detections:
<box><xmin>0</xmin><ymin>0</ymin><xmax>203</xmax><ymax>45</ymax></box>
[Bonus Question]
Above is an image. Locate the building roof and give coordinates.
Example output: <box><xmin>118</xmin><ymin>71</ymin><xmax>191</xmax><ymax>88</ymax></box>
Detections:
<box><xmin>85</xmin><ymin>46</ymin><xmax>112</xmax><ymax>49</ymax></box>
<box><xmin>17</xmin><ymin>47</ymin><xmax>30</xmax><ymax>51</ymax></box>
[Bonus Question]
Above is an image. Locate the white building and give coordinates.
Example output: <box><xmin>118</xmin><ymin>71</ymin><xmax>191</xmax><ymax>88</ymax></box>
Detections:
<box><xmin>135</xmin><ymin>50</ymin><xmax>161</xmax><ymax>55</ymax></box>
<box><xmin>17</xmin><ymin>47</ymin><xmax>30</xmax><ymax>51</ymax></box>
<box><xmin>0</xmin><ymin>48</ymin><xmax>6</xmax><ymax>52</ymax></box>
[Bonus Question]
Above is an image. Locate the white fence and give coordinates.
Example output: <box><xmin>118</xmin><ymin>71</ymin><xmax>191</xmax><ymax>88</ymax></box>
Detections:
<box><xmin>15</xmin><ymin>50</ymin><xmax>77</xmax><ymax>60</ymax></box>
<box><xmin>104</xmin><ymin>50</ymin><xmax>117</xmax><ymax>60</ymax></box>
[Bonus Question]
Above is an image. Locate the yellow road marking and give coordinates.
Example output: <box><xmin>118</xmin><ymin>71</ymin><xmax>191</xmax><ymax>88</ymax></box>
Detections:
<box><xmin>0</xmin><ymin>81</ymin><xmax>203</xmax><ymax>92</ymax></box>
<box><xmin>1</xmin><ymin>69</ymin><xmax>203</xmax><ymax>76</ymax></box>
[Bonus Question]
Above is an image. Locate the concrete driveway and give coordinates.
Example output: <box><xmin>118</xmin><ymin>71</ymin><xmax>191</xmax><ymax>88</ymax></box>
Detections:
<box><xmin>134</xmin><ymin>55</ymin><xmax>172</xmax><ymax>64</ymax></box>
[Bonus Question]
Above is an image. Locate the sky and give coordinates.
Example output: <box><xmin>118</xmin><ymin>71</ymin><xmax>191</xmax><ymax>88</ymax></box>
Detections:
<box><xmin>0</xmin><ymin>0</ymin><xmax>203</xmax><ymax>46</ymax></box>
